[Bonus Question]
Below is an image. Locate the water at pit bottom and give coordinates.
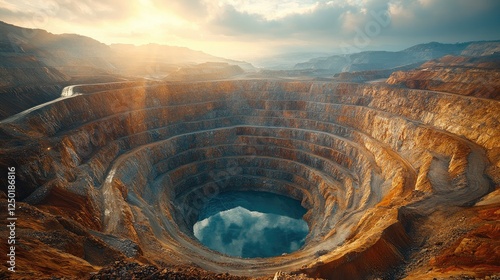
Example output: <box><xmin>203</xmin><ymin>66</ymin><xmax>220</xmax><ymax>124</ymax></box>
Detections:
<box><xmin>193</xmin><ymin>191</ymin><xmax>309</xmax><ymax>258</ymax></box>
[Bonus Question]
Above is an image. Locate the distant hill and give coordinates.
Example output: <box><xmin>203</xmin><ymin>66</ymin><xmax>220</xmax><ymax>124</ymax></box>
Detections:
<box><xmin>387</xmin><ymin>54</ymin><xmax>500</xmax><ymax>100</ymax></box>
<box><xmin>166</xmin><ymin>62</ymin><xmax>245</xmax><ymax>81</ymax></box>
<box><xmin>461</xmin><ymin>42</ymin><xmax>500</xmax><ymax>56</ymax></box>
<box><xmin>109</xmin><ymin>43</ymin><xmax>254</xmax><ymax>77</ymax></box>
<box><xmin>0</xmin><ymin>21</ymin><xmax>115</xmax><ymax>76</ymax></box>
<box><xmin>294</xmin><ymin>41</ymin><xmax>500</xmax><ymax>74</ymax></box>
<box><xmin>250</xmin><ymin>52</ymin><xmax>335</xmax><ymax>69</ymax></box>
<box><xmin>0</xmin><ymin>21</ymin><xmax>254</xmax><ymax>80</ymax></box>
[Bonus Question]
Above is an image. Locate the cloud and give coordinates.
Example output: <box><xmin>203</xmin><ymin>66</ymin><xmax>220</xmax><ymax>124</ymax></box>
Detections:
<box><xmin>150</xmin><ymin>0</ymin><xmax>208</xmax><ymax>20</ymax></box>
<box><xmin>1</xmin><ymin>0</ymin><xmax>499</xmax><ymax>58</ymax></box>
<box><xmin>210</xmin><ymin>5</ymin><xmax>274</xmax><ymax>36</ymax></box>
<box><xmin>0</xmin><ymin>7</ymin><xmax>32</xmax><ymax>23</ymax></box>
<box><xmin>219</xmin><ymin>0</ymin><xmax>320</xmax><ymax>20</ymax></box>
<box><xmin>207</xmin><ymin>0</ymin><xmax>500</xmax><ymax>50</ymax></box>
<box><xmin>387</xmin><ymin>0</ymin><xmax>500</xmax><ymax>41</ymax></box>
<box><xmin>0</xmin><ymin>0</ymin><xmax>138</xmax><ymax>23</ymax></box>
<box><xmin>209</xmin><ymin>2</ymin><xmax>357</xmax><ymax>39</ymax></box>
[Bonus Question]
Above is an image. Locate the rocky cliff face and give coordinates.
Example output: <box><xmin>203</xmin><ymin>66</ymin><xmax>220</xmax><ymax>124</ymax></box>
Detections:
<box><xmin>0</xmin><ymin>79</ymin><xmax>499</xmax><ymax>279</ymax></box>
<box><xmin>387</xmin><ymin>55</ymin><xmax>500</xmax><ymax>100</ymax></box>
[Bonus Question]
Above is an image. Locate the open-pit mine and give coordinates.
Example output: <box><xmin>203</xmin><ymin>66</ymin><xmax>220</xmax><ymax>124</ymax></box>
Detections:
<box><xmin>0</xmin><ymin>21</ymin><xmax>499</xmax><ymax>279</ymax></box>
<box><xmin>1</xmin><ymin>77</ymin><xmax>499</xmax><ymax>279</ymax></box>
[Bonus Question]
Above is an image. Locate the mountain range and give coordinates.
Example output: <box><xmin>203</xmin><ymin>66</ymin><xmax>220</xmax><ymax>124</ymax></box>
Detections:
<box><xmin>294</xmin><ymin>41</ymin><xmax>500</xmax><ymax>73</ymax></box>
<box><xmin>0</xmin><ymin>20</ymin><xmax>253</xmax><ymax>84</ymax></box>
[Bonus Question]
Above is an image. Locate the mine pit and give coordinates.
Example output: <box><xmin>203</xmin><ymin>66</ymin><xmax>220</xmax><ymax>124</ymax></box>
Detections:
<box><xmin>1</xmin><ymin>79</ymin><xmax>498</xmax><ymax>279</ymax></box>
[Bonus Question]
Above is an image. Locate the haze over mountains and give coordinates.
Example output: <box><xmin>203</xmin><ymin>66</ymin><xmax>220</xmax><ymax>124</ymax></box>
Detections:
<box><xmin>294</xmin><ymin>41</ymin><xmax>500</xmax><ymax>72</ymax></box>
<box><xmin>2</xmin><ymin>20</ymin><xmax>500</xmax><ymax>84</ymax></box>
<box><xmin>0</xmin><ymin>21</ymin><xmax>253</xmax><ymax>84</ymax></box>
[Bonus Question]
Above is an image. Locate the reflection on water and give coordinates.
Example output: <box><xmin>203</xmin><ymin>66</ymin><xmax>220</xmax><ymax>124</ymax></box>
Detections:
<box><xmin>193</xmin><ymin>191</ymin><xmax>309</xmax><ymax>258</ymax></box>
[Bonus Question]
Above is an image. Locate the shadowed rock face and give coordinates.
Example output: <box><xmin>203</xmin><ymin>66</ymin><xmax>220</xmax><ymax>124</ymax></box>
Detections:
<box><xmin>0</xmin><ymin>80</ymin><xmax>499</xmax><ymax>279</ymax></box>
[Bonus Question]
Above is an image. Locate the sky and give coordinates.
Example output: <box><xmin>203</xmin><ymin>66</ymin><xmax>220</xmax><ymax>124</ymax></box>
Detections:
<box><xmin>1</xmin><ymin>0</ymin><xmax>500</xmax><ymax>60</ymax></box>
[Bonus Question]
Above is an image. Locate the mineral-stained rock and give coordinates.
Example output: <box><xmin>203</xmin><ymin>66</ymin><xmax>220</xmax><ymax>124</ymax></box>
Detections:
<box><xmin>0</xmin><ymin>79</ymin><xmax>499</xmax><ymax>279</ymax></box>
<box><xmin>387</xmin><ymin>55</ymin><xmax>500</xmax><ymax>100</ymax></box>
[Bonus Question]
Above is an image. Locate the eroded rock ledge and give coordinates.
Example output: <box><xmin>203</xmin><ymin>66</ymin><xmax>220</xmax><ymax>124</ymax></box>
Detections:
<box><xmin>0</xmin><ymin>80</ymin><xmax>498</xmax><ymax>279</ymax></box>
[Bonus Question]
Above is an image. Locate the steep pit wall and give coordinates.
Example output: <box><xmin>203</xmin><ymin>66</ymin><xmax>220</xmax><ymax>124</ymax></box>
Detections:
<box><xmin>386</xmin><ymin>55</ymin><xmax>500</xmax><ymax>100</ymax></box>
<box><xmin>0</xmin><ymin>80</ymin><xmax>498</xmax><ymax>279</ymax></box>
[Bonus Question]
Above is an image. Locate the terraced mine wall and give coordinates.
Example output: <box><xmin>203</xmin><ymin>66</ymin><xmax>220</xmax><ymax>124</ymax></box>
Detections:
<box><xmin>0</xmin><ymin>80</ymin><xmax>498</xmax><ymax>279</ymax></box>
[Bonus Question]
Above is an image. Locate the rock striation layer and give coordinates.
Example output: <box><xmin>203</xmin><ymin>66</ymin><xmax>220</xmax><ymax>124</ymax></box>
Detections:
<box><xmin>0</xmin><ymin>80</ymin><xmax>499</xmax><ymax>279</ymax></box>
<box><xmin>387</xmin><ymin>55</ymin><xmax>500</xmax><ymax>100</ymax></box>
